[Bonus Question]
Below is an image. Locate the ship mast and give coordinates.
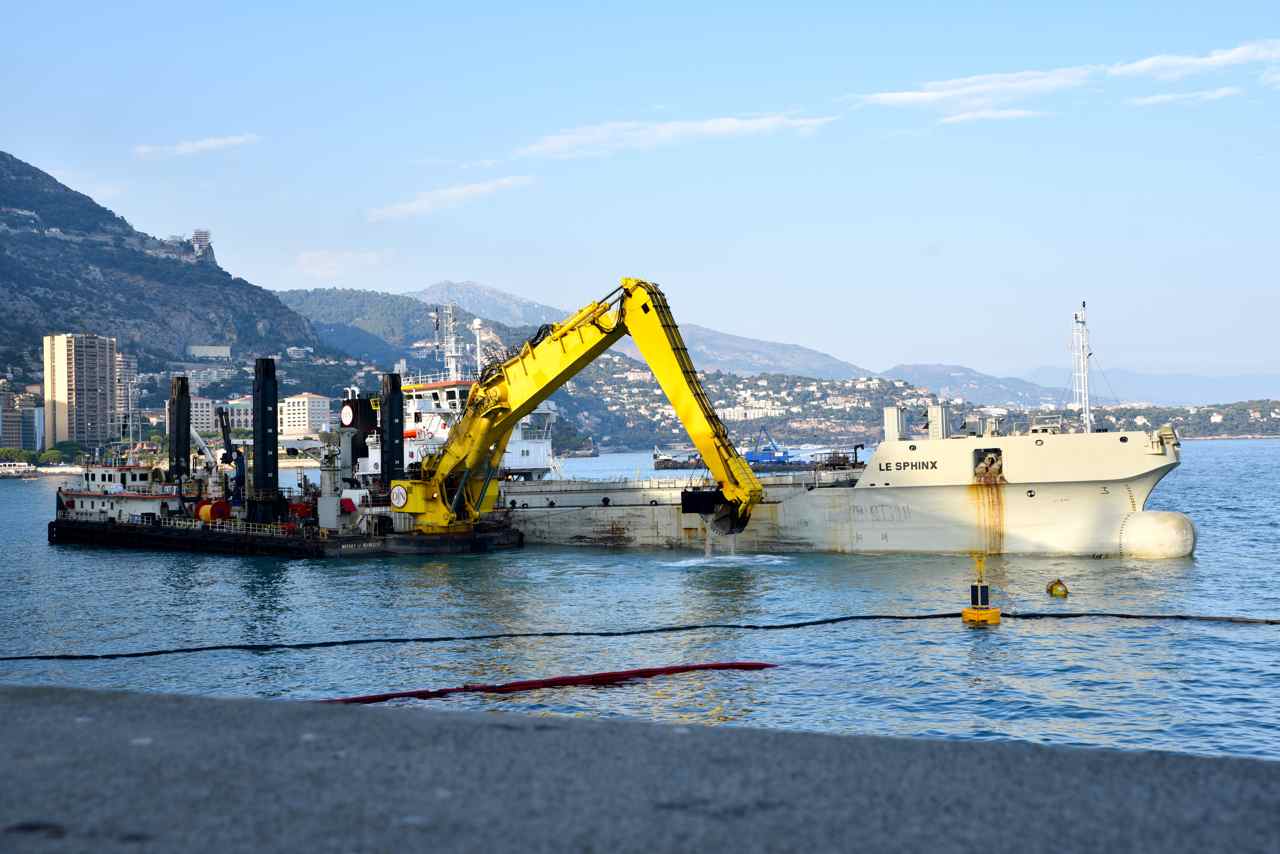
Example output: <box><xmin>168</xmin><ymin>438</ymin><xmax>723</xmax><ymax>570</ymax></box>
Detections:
<box><xmin>442</xmin><ymin>304</ymin><xmax>462</xmax><ymax>381</ymax></box>
<box><xmin>1072</xmin><ymin>301</ymin><xmax>1094</xmax><ymax>433</ymax></box>
<box><xmin>471</xmin><ymin>318</ymin><xmax>485</xmax><ymax>373</ymax></box>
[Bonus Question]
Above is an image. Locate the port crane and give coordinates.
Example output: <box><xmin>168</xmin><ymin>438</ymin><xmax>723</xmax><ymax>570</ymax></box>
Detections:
<box><xmin>390</xmin><ymin>278</ymin><xmax>764</xmax><ymax>536</ymax></box>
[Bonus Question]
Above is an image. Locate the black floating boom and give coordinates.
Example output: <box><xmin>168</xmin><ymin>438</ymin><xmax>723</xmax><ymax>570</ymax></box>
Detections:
<box><xmin>379</xmin><ymin>373</ymin><xmax>405</xmax><ymax>488</ymax></box>
<box><xmin>167</xmin><ymin>377</ymin><xmax>191</xmax><ymax>480</ymax></box>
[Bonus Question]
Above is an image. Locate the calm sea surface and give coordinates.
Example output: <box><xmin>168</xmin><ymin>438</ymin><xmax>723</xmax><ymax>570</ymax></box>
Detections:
<box><xmin>2</xmin><ymin>439</ymin><xmax>1278</xmax><ymax>759</ymax></box>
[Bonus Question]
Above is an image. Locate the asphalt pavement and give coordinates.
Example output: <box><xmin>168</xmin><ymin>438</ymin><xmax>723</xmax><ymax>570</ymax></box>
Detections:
<box><xmin>2</xmin><ymin>685</ymin><xmax>1277</xmax><ymax>853</ymax></box>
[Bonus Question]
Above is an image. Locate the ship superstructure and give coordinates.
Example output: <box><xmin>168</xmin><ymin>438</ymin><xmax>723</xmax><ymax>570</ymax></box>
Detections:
<box><xmin>356</xmin><ymin>304</ymin><xmax>556</xmax><ymax>482</ymax></box>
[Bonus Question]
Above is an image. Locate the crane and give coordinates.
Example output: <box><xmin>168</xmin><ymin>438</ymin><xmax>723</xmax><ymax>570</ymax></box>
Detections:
<box><xmin>215</xmin><ymin>406</ymin><xmax>246</xmax><ymax>505</ymax></box>
<box><xmin>389</xmin><ymin>278</ymin><xmax>764</xmax><ymax>537</ymax></box>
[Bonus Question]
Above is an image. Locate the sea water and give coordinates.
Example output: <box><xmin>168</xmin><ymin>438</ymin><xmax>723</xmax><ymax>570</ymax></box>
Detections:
<box><xmin>2</xmin><ymin>439</ymin><xmax>1277</xmax><ymax>759</ymax></box>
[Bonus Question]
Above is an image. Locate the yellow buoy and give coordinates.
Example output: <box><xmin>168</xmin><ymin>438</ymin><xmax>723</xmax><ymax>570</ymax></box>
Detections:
<box><xmin>961</xmin><ymin>554</ymin><xmax>1001</xmax><ymax>626</ymax></box>
<box><xmin>1046</xmin><ymin>578</ymin><xmax>1069</xmax><ymax>598</ymax></box>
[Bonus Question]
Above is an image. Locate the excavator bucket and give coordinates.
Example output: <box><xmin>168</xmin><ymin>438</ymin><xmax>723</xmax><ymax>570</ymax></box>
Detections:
<box><xmin>681</xmin><ymin>488</ymin><xmax>750</xmax><ymax>535</ymax></box>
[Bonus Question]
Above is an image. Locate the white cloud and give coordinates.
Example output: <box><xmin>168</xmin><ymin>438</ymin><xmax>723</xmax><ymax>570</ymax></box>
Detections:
<box><xmin>367</xmin><ymin>176</ymin><xmax>533</xmax><ymax>222</ymax></box>
<box><xmin>938</xmin><ymin>109</ymin><xmax>1045</xmax><ymax>124</ymax></box>
<box><xmin>516</xmin><ymin>114</ymin><xmax>836</xmax><ymax>159</ymax></box>
<box><xmin>860</xmin><ymin>66</ymin><xmax>1095</xmax><ymax>110</ymax></box>
<box><xmin>133</xmin><ymin>133</ymin><xmax>261</xmax><ymax>158</ymax></box>
<box><xmin>1263</xmin><ymin>67</ymin><xmax>1280</xmax><ymax>89</ymax></box>
<box><xmin>295</xmin><ymin>249</ymin><xmax>389</xmax><ymax>280</ymax></box>
<box><xmin>1129</xmin><ymin>87</ymin><xmax>1243</xmax><ymax>106</ymax></box>
<box><xmin>1109</xmin><ymin>39</ymin><xmax>1280</xmax><ymax>79</ymax></box>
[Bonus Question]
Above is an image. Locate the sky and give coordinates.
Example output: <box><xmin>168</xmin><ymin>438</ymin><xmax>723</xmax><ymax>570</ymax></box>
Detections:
<box><xmin>3</xmin><ymin>2</ymin><xmax>1277</xmax><ymax>377</ymax></box>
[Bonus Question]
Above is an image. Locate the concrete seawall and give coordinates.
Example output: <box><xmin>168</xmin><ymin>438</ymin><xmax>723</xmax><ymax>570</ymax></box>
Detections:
<box><xmin>2</xmin><ymin>685</ymin><xmax>1277</xmax><ymax>853</ymax></box>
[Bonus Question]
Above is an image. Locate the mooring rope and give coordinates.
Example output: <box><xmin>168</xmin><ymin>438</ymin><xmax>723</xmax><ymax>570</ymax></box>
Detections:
<box><xmin>1</xmin><ymin>610</ymin><xmax>1274</xmax><ymax>663</ymax></box>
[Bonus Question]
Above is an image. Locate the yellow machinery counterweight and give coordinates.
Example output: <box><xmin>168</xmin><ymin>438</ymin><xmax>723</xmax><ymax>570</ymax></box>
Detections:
<box><xmin>389</xmin><ymin>278</ymin><xmax>764</xmax><ymax>537</ymax></box>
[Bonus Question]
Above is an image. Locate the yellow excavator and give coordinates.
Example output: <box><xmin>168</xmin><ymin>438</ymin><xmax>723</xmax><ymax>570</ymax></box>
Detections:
<box><xmin>388</xmin><ymin>278</ymin><xmax>764</xmax><ymax>537</ymax></box>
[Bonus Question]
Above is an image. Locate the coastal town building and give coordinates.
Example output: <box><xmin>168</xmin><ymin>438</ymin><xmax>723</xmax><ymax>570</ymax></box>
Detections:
<box><xmin>190</xmin><ymin>397</ymin><xmax>217</xmax><ymax>434</ymax></box>
<box><xmin>42</xmin><ymin>333</ymin><xmax>118</xmax><ymax>447</ymax></box>
<box><xmin>186</xmin><ymin>344</ymin><xmax>232</xmax><ymax>360</ymax></box>
<box><xmin>191</xmin><ymin>229</ymin><xmax>212</xmax><ymax>256</ymax></box>
<box><xmin>114</xmin><ymin>352</ymin><xmax>138</xmax><ymax>437</ymax></box>
<box><xmin>278</xmin><ymin>392</ymin><xmax>332</xmax><ymax>437</ymax></box>
<box><xmin>20</xmin><ymin>406</ymin><xmax>45</xmax><ymax>452</ymax></box>
<box><xmin>225</xmin><ymin>396</ymin><xmax>254</xmax><ymax>430</ymax></box>
<box><xmin>0</xmin><ymin>392</ymin><xmax>22</xmax><ymax>449</ymax></box>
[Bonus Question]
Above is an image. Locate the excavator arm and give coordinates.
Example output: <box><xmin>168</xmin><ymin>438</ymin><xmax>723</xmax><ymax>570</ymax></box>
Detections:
<box><xmin>390</xmin><ymin>278</ymin><xmax>763</xmax><ymax>536</ymax></box>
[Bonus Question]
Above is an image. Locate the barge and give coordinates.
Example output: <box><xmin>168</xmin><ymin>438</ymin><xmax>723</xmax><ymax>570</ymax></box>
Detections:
<box><xmin>49</xmin><ymin>358</ymin><xmax>523</xmax><ymax>558</ymax></box>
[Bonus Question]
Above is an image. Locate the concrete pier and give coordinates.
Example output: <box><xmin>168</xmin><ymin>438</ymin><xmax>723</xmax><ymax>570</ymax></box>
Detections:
<box><xmin>2</xmin><ymin>685</ymin><xmax>1277</xmax><ymax>853</ymax></box>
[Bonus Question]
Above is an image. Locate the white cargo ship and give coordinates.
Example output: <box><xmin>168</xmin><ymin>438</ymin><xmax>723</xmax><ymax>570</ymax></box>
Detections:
<box><xmin>497</xmin><ymin>304</ymin><xmax>1196</xmax><ymax>558</ymax></box>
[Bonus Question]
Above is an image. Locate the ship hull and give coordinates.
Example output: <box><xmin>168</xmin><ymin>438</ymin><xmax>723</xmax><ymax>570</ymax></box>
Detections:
<box><xmin>500</xmin><ymin>430</ymin><xmax>1194</xmax><ymax>557</ymax></box>
<box><xmin>48</xmin><ymin>518</ymin><xmax>524</xmax><ymax>557</ymax></box>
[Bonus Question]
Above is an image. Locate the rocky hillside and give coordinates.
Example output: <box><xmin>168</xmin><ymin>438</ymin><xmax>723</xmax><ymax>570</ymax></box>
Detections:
<box><xmin>0</xmin><ymin>151</ymin><xmax>317</xmax><ymax>375</ymax></box>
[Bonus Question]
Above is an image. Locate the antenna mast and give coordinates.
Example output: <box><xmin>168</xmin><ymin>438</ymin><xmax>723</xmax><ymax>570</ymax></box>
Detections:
<box><xmin>442</xmin><ymin>304</ymin><xmax>462</xmax><ymax>381</ymax></box>
<box><xmin>471</xmin><ymin>318</ymin><xmax>485</xmax><ymax>373</ymax></box>
<box><xmin>1071</xmin><ymin>302</ymin><xmax>1093</xmax><ymax>433</ymax></box>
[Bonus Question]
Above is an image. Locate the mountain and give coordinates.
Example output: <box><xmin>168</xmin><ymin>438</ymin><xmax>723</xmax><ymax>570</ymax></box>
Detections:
<box><xmin>310</xmin><ymin>322</ymin><xmax>405</xmax><ymax>364</ymax></box>
<box><xmin>407</xmin><ymin>280</ymin><xmax>871</xmax><ymax>379</ymax></box>
<box><xmin>278</xmin><ymin>288</ymin><xmax>442</xmax><ymax>348</ymax></box>
<box><xmin>885</xmin><ymin>364</ymin><xmax>1063</xmax><ymax>407</ymax></box>
<box><xmin>617</xmin><ymin>324</ymin><xmax>871</xmax><ymax>380</ymax></box>
<box><xmin>0</xmin><ymin>151</ymin><xmax>317</xmax><ymax>373</ymax></box>
<box><xmin>411</xmin><ymin>281</ymin><xmax>565</xmax><ymax>327</ymax></box>
<box><xmin>1023</xmin><ymin>366</ymin><xmax>1280</xmax><ymax>406</ymax></box>
<box><xmin>277</xmin><ymin>287</ymin><xmax>534</xmax><ymax>356</ymax></box>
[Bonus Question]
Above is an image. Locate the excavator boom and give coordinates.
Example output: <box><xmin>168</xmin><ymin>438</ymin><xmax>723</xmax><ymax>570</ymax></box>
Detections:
<box><xmin>390</xmin><ymin>278</ymin><xmax>763</xmax><ymax>535</ymax></box>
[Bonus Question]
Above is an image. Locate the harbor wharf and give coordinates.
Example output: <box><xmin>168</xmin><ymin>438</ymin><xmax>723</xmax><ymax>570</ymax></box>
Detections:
<box><xmin>2</xmin><ymin>686</ymin><xmax>1277</xmax><ymax>853</ymax></box>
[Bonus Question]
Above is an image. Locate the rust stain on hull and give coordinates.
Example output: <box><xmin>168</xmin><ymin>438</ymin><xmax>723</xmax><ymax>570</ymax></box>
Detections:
<box><xmin>968</xmin><ymin>476</ymin><xmax>1006</xmax><ymax>555</ymax></box>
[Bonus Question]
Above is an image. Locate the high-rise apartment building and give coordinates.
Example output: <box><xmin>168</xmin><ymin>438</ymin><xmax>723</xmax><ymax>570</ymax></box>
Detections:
<box><xmin>43</xmin><ymin>333</ymin><xmax>118</xmax><ymax>447</ymax></box>
<box><xmin>0</xmin><ymin>392</ymin><xmax>22</xmax><ymax>449</ymax></box>
<box><xmin>115</xmin><ymin>352</ymin><xmax>139</xmax><ymax>439</ymax></box>
<box><xmin>192</xmin><ymin>229</ymin><xmax>212</xmax><ymax>256</ymax></box>
<box><xmin>114</xmin><ymin>353</ymin><xmax>138</xmax><ymax>417</ymax></box>
<box><xmin>20</xmin><ymin>406</ymin><xmax>45</xmax><ymax>452</ymax></box>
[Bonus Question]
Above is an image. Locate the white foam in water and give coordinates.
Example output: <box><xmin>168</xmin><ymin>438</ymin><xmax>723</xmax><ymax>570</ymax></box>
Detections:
<box><xmin>661</xmin><ymin>554</ymin><xmax>796</xmax><ymax>569</ymax></box>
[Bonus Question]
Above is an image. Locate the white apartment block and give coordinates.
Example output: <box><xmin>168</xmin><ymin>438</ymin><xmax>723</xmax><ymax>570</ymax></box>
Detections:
<box><xmin>278</xmin><ymin>393</ymin><xmax>332</xmax><ymax>437</ymax></box>
<box><xmin>190</xmin><ymin>397</ymin><xmax>217</xmax><ymax>434</ymax></box>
